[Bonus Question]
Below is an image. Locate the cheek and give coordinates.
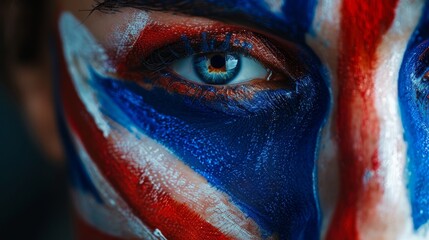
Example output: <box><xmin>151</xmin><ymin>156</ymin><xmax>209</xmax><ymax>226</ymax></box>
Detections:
<box><xmin>57</xmin><ymin>25</ymin><xmax>245</xmax><ymax>238</ymax></box>
<box><xmin>57</xmin><ymin>11</ymin><xmax>330</xmax><ymax>240</ymax></box>
<box><xmin>60</xmin><ymin>72</ymin><xmax>253</xmax><ymax>239</ymax></box>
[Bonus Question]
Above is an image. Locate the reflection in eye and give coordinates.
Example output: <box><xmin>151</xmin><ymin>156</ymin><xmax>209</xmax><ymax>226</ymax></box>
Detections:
<box><xmin>60</xmin><ymin>12</ymin><xmax>330</xmax><ymax>239</ymax></box>
<box><xmin>172</xmin><ymin>52</ymin><xmax>269</xmax><ymax>85</ymax></box>
<box><xmin>117</xmin><ymin>28</ymin><xmax>302</xmax><ymax>101</ymax></box>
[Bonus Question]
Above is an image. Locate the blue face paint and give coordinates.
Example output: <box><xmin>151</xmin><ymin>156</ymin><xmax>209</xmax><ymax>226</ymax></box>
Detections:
<box><xmin>88</xmin><ymin>42</ymin><xmax>329</xmax><ymax>238</ymax></box>
<box><xmin>58</xmin><ymin>1</ymin><xmax>327</xmax><ymax>237</ymax></box>
<box><xmin>399</xmin><ymin>2</ymin><xmax>429</xmax><ymax>230</ymax></box>
<box><xmin>57</xmin><ymin>108</ymin><xmax>104</xmax><ymax>204</ymax></box>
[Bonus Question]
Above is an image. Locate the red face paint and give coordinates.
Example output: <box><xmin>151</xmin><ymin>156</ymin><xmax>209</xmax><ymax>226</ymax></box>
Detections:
<box><xmin>59</xmin><ymin>52</ymin><xmax>234</xmax><ymax>239</ymax></box>
<box><xmin>114</xmin><ymin>22</ymin><xmax>296</xmax><ymax>74</ymax></box>
<box><xmin>110</xmin><ymin>21</ymin><xmax>305</xmax><ymax>102</ymax></box>
<box><xmin>326</xmin><ymin>0</ymin><xmax>399</xmax><ymax>239</ymax></box>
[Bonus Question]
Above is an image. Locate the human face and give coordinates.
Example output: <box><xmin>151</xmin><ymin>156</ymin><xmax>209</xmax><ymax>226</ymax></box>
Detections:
<box><xmin>56</xmin><ymin>0</ymin><xmax>429</xmax><ymax>239</ymax></box>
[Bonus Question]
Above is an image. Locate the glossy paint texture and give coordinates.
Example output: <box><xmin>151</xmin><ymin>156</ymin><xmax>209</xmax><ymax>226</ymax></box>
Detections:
<box><xmin>57</xmin><ymin>0</ymin><xmax>429</xmax><ymax>239</ymax></box>
<box><xmin>58</xmin><ymin>3</ymin><xmax>329</xmax><ymax>238</ymax></box>
<box><xmin>59</xmin><ymin>13</ymin><xmax>240</xmax><ymax>239</ymax></box>
<box><xmin>95</xmin><ymin>56</ymin><xmax>328</xmax><ymax>238</ymax></box>
<box><xmin>399</xmin><ymin>3</ymin><xmax>429</xmax><ymax>231</ymax></box>
<box><xmin>325</xmin><ymin>0</ymin><xmax>399</xmax><ymax>239</ymax></box>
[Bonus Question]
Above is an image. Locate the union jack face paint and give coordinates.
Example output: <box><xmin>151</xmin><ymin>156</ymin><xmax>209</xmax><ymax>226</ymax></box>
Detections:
<box><xmin>56</xmin><ymin>0</ymin><xmax>429</xmax><ymax>239</ymax></box>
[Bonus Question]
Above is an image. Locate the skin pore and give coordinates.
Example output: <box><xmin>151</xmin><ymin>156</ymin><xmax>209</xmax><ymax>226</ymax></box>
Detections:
<box><xmin>50</xmin><ymin>0</ymin><xmax>429</xmax><ymax>239</ymax></box>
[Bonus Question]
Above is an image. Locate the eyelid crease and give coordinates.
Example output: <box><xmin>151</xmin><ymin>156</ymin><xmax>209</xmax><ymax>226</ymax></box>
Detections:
<box><xmin>140</xmin><ymin>32</ymin><xmax>251</xmax><ymax>72</ymax></box>
<box><xmin>112</xmin><ymin>23</ymin><xmax>303</xmax><ymax>82</ymax></box>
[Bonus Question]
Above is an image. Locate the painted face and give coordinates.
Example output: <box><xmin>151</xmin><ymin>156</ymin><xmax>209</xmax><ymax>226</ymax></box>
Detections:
<box><xmin>56</xmin><ymin>0</ymin><xmax>429</xmax><ymax>239</ymax></box>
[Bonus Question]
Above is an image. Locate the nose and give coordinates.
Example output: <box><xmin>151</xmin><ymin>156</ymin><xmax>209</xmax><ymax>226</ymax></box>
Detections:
<box><xmin>309</xmin><ymin>0</ymin><xmax>425</xmax><ymax>239</ymax></box>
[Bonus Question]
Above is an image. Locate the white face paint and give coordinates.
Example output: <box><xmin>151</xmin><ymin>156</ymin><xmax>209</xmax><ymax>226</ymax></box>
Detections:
<box><xmin>369</xmin><ymin>0</ymin><xmax>424</xmax><ymax>239</ymax></box>
<box><xmin>307</xmin><ymin>0</ymin><xmax>429</xmax><ymax>239</ymax></box>
<box><xmin>72</xmin><ymin>138</ymin><xmax>156</xmax><ymax>239</ymax></box>
<box><xmin>57</xmin><ymin>0</ymin><xmax>429</xmax><ymax>238</ymax></box>
<box><xmin>59</xmin><ymin>12</ymin><xmax>263</xmax><ymax>239</ymax></box>
<box><xmin>306</xmin><ymin>0</ymin><xmax>341</xmax><ymax>237</ymax></box>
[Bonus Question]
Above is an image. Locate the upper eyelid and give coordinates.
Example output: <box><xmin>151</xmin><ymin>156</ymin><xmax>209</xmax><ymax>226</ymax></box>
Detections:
<box><xmin>124</xmin><ymin>32</ymin><xmax>310</xmax><ymax>90</ymax></box>
<box><xmin>140</xmin><ymin>34</ymin><xmax>253</xmax><ymax>72</ymax></box>
<box><xmin>86</xmin><ymin>10</ymin><xmax>311</xmax><ymax>81</ymax></box>
<box><xmin>120</xmin><ymin>27</ymin><xmax>294</xmax><ymax>79</ymax></box>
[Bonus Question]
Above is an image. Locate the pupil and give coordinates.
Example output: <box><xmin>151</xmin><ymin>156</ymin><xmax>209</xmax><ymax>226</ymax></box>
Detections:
<box><xmin>210</xmin><ymin>54</ymin><xmax>226</xmax><ymax>69</ymax></box>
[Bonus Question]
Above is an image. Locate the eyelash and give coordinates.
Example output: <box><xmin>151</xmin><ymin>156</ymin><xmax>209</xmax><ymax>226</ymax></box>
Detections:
<box><xmin>141</xmin><ymin>32</ymin><xmax>254</xmax><ymax>72</ymax></box>
<box><xmin>109</xmin><ymin>24</ymin><xmax>301</xmax><ymax>102</ymax></box>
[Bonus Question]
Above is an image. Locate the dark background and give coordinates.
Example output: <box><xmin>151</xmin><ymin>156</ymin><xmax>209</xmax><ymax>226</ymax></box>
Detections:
<box><xmin>0</xmin><ymin>0</ymin><xmax>73</xmax><ymax>239</ymax></box>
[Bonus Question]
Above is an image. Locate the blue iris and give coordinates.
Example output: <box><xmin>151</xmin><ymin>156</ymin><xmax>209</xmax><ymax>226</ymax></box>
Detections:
<box><xmin>193</xmin><ymin>53</ymin><xmax>241</xmax><ymax>85</ymax></box>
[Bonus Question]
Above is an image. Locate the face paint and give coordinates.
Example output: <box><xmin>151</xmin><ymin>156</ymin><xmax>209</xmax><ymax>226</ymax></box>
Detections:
<box><xmin>309</xmin><ymin>0</ymin><xmax>426</xmax><ymax>238</ymax></box>
<box><xmin>93</xmin><ymin>0</ymin><xmax>317</xmax><ymax>42</ymax></box>
<box><xmin>58</xmin><ymin>5</ymin><xmax>329</xmax><ymax>239</ymax></box>
<box><xmin>399</xmin><ymin>2</ymin><xmax>429</xmax><ymax>232</ymax></box>
<box><xmin>326</xmin><ymin>0</ymin><xmax>399</xmax><ymax>238</ymax></box>
<box><xmin>56</xmin><ymin>0</ymin><xmax>429</xmax><ymax>239</ymax></box>
<box><xmin>308</xmin><ymin>0</ymin><xmax>428</xmax><ymax>238</ymax></box>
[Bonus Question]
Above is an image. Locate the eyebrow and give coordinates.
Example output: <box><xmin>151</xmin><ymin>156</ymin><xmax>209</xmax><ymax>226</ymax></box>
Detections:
<box><xmin>92</xmin><ymin>0</ymin><xmax>317</xmax><ymax>43</ymax></box>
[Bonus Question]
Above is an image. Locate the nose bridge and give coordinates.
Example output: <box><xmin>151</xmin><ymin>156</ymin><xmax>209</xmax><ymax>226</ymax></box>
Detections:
<box><xmin>327</xmin><ymin>1</ymin><xmax>397</xmax><ymax>238</ymax></box>
<box><xmin>317</xmin><ymin>0</ymin><xmax>425</xmax><ymax>239</ymax></box>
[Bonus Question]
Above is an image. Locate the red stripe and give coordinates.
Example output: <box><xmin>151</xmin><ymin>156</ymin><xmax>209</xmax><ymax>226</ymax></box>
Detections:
<box><xmin>326</xmin><ymin>1</ymin><xmax>399</xmax><ymax>239</ymax></box>
<box><xmin>114</xmin><ymin>23</ymin><xmax>241</xmax><ymax>73</ymax></box>
<box><xmin>58</xmin><ymin>45</ymin><xmax>230</xmax><ymax>240</ymax></box>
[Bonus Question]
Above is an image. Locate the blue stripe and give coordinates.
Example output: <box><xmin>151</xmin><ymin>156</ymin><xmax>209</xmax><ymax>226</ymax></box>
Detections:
<box><xmin>89</xmin><ymin>44</ymin><xmax>328</xmax><ymax>238</ymax></box>
<box><xmin>398</xmin><ymin>2</ymin><xmax>429</xmax><ymax>231</ymax></box>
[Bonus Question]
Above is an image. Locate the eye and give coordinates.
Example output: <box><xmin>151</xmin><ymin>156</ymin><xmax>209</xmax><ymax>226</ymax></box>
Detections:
<box><xmin>118</xmin><ymin>27</ymin><xmax>302</xmax><ymax>98</ymax></box>
<box><xmin>171</xmin><ymin>52</ymin><xmax>269</xmax><ymax>85</ymax></box>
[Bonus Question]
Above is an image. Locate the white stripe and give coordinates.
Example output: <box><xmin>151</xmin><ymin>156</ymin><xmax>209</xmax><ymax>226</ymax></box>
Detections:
<box><xmin>73</xmin><ymin>139</ymin><xmax>157</xmax><ymax>239</ymax></box>
<box><xmin>373</xmin><ymin>0</ymin><xmax>425</xmax><ymax>239</ymax></box>
<box><xmin>108</xmin><ymin>120</ymin><xmax>262</xmax><ymax>239</ymax></box>
<box><xmin>111</xmin><ymin>10</ymin><xmax>149</xmax><ymax>61</ymax></box>
<box><xmin>59</xmin><ymin>12</ymin><xmax>112</xmax><ymax>138</ymax></box>
<box><xmin>60</xmin><ymin>11</ymin><xmax>262</xmax><ymax>239</ymax></box>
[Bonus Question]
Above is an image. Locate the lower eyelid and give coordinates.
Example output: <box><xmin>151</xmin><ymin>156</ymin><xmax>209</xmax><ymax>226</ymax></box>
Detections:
<box><xmin>106</xmin><ymin>22</ymin><xmax>313</xmax><ymax>103</ymax></box>
<box><xmin>134</xmin><ymin>71</ymin><xmax>253</xmax><ymax>101</ymax></box>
